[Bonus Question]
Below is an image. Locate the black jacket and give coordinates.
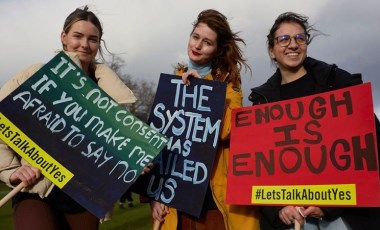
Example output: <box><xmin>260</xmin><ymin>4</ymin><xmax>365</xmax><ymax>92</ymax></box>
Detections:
<box><xmin>249</xmin><ymin>57</ymin><xmax>362</xmax><ymax>104</ymax></box>
<box><xmin>249</xmin><ymin>57</ymin><xmax>380</xmax><ymax>230</ymax></box>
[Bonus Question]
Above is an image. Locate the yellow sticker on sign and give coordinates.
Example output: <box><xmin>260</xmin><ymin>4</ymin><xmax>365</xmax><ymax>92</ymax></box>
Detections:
<box><xmin>0</xmin><ymin>113</ymin><xmax>73</xmax><ymax>188</ymax></box>
<box><xmin>252</xmin><ymin>184</ymin><xmax>356</xmax><ymax>205</ymax></box>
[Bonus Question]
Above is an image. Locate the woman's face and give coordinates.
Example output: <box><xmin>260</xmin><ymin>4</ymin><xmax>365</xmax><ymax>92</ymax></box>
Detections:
<box><xmin>269</xmin><ymin>22</ymin><xmax>307</xmax><ymax>71</ymax></box>
<box><xmin>188</xmin><ymin>22</ymin><xmax>218</xmax><ymax>65</ymax></box>
<box><xmin>61</xmin><ymin>20</ymin><xmax>100</xmax><ymax>70</ymax></box>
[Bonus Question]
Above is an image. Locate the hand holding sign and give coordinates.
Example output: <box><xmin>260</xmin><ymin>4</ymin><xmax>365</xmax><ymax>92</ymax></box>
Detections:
<box><xmin>132</xmin><ymin>73</ymin><xmax>226</xmax><ymax>217</ymax></box>
<box><xmin>0</xmin><ymin>52</ymin><xmax>168</xmax><ymax>218</ymax></box>
<box><xmin>0</xmin><ymin>164</ymin><xmax>40</xmax><ymax>207</ymax></box>
<box><xmin>227</xmin><ymin>83</ymin><xmax>380</xmax><ymax>207</ymax></box>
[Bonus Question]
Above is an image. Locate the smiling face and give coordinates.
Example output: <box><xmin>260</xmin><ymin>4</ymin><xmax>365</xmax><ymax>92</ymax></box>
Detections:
<box><xmin>187</xmin><ymin>22</ymin><xmax>218</xmax><ymax>65</ymax></box>
<box><xmin>61</xmin><ymin>20</ymin><xmax>100</xmax><ymax>72</ymax></box>
<box><xmin>269</xmin><ymin>22</ymin><xmax>308</xmax><ymax>72</ymax></box>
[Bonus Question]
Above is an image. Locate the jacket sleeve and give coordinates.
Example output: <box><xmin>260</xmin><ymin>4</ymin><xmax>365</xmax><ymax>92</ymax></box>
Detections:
<box><xmin>0</xmin><ymin>64</ymin><xmax>42</xmax><ymax>186</ymax></box>
<box><xmin>375</xmin><ymin>114</ymin><xmax>380</xmax><ymax>174</ymax></box>
<box><xmin>219</xmin><ymin>78</ymin><xmax>243</xmax><ymax>141</ymax></box>
<box><xmin>259</xmin><ymin>206</ymin><xmax>287</xmax><ymax>229</ymax></box>
<box><xmin>0</xmin><ymin>141</ymin><xmax>21</xmax><ymax>187</ymax></box>
<box><xmin>332</xmin><ymin>69</ymin><xmax>363</xmax><ymax>89</ymax></box>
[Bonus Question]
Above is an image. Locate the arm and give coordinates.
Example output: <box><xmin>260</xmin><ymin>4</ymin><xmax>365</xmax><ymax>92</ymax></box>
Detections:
<box><xmin>375</xmin><ymin>115</ymin><xmax>380</xmax><ymax>168</ymax></box>
<box><xmin>0</xmin><ymin>64</ymin><xmax>42</xmax><ymax>187</ymax></box>
<box><xmin>219</xmin><ymin>78</ymin><xmax>243</xmax><ymax>141</ymax></box>
<box><xmin>0</xmin><ymin>141</ymin><xmax>22</xmax><ymax>187</ymax></box>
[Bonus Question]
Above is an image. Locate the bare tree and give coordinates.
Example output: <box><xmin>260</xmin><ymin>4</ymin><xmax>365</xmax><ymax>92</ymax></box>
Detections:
<box><xmin>105</xmin><ymin>55</ymin><xmax>156</xmax><ymax>121</ymax></box>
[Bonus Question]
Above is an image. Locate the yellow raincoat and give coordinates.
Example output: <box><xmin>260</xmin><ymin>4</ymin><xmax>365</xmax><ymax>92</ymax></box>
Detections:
<box><xmin>157</xmin><ymin>69</ymin><xmax>260</xmax><ymax>230</ymax></box>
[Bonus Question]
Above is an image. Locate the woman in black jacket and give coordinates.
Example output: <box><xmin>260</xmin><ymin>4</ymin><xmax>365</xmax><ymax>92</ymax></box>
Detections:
<box><xmin>249</xmin><ymin>11</ymin><xmax>380</xmax><ymax>230</ymax></box>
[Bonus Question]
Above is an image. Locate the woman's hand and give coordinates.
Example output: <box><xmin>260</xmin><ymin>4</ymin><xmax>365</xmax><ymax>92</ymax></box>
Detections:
<box><xmin>141</xmin><ymin>162</ymin><xmax>153</xmax><ymax>175</ymax></box>
<box><xmin>150</xmin><ymin>201</ymin><xmax>169</xmax><ymax>222</ymax></box>
<box><xmin>278</xmin><ymin>206</ymin><xmax>305</xmax><ymax>226</ymax></box>
<box><xmin>182</xmin><ymin>69</ymin><xmax>202</xmax><ymax>86</ymax></box>
<box><xmin>303</xmin><ymin>206</ymin><xmax>324</xmax><ymax>219</ymax></box>
<box><xmin>9</xmin><ymin>165</ymin><xmax>41</xmax><ymax>187</ymax></box>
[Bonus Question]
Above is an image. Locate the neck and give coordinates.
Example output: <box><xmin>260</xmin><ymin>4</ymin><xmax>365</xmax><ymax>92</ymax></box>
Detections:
<box><xmin>188</xmin><ymin>60</ymin><xmax>212</xmax><ymax>77</ymax></box>
<box><xmin>82</xmin><ymin>63</ymin><xmax>91</xmax><ymax>76</ymax></box>
<box><xmin>279</xmin><ymin>66</ymin><xmax>307</xmax><ymax>84</ymax></box>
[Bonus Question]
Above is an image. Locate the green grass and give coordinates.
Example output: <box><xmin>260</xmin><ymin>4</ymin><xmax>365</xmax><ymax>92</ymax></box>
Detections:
<box><xmin>0</xmin><ymin>183</ymin><xmax>12</xmax><ymax>230</ymax></box>
<box><xmin>0</xmin><ymin>183</ymin><xmax>152</xmax><ymax>230</ymax></box>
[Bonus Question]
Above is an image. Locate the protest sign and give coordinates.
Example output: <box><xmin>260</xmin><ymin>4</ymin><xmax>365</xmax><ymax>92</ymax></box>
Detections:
<box><xmin>0</xmin><ymin>51</ymin><xmax>168</xmax><ymax>218</ymax></box>
<box><xmin>226</xmin><ymin>83</ymin><xmax>380</xmax><ymax>207</ymax></box>
<box><xmin>132</xmin><ymin>73</ymin><xmax>226</xmax><ymax>217</ymax></box>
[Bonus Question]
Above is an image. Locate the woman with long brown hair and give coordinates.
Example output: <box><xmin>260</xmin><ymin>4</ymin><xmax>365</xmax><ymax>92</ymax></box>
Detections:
<box><xmin>150</xmin><ymin>9</ymin><xmax>259</xmax><ymax>230</ymax></box>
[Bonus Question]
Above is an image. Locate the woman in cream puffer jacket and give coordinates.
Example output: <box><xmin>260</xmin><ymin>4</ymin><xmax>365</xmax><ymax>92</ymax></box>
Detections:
<box><xmin>0</xmin><ymin>50</ymin><xmax>136</xmax><ymax>197</ymax></box>
<box><xmin>0</xmin><ymin>5</ymin><xmax>136</xmax><ymax>230</ymax></box>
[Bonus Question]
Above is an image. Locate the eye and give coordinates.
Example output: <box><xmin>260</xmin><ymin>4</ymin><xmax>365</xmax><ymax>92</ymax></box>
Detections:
<box><xmin>192</xmin><ymin>33</ymin><xmax>201</xmax><ymax>41</ymax></box>
<box><xmin>277</xmin><ymin>35</ymin><xmax>290</xmax><ymax>43</ymax></box>
<box><xmin>89</xmin><ymin>37</ymin><xmax>99</xmax><ymax>43</ymax></box>
<box><xmin>204</xmin><ymin>40</ymin><xmax>212</xmax><ymax>46</ymax></box>
<box><xmin>295</xmin><ymin>34</ymin><xmax>307</xmax><ymax>43</ymax></box>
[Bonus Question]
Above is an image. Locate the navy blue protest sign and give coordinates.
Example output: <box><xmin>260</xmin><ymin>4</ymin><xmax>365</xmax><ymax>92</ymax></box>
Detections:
<box><xmin>132</xmin><ymin>73</ymin><xmax>226</xmax><ymax>217</ymax></box>
<box><xmin>0</xmin><ymin>52</ymin><xmax>168</xmax><ymax>218</ymax></box>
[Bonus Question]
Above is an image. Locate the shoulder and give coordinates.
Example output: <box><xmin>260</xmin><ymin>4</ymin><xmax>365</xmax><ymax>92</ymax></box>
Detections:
<box><xmin>13</xmin><ymin>63</ymin><xmax>44</xmax><ymax>82</ymax></box>
<box><xmin>332</xmin><ymin>68</ymin><xmax>363</xmax><ymax>88</ymax></box>
<box><xmin>305</xmin><ymin>57</ymin><xmax>362</xmax><ymax>89</ymax></box>
<box><xmin>94</xmin><ymin>63</ymin><xmax>118</xmax><ymax>79</ymax></box>
<box><xmin>94</xmin><ymin>63</ymin><xmax>137</xmax><ymax>104</ymax></box>
<box><xmin>249</xmin><ymin>71</ymin><xmax>280</xmax><ymax>105</ymax></box>
<box><xmin>175</xmin><ymin>63</ymin><xmax>188</xmax><ymax>76</ymax></box>
<box><xmin>0</xmin><ymin>63</ymin><xmax>43</xmax><ymax>101</ymax></box>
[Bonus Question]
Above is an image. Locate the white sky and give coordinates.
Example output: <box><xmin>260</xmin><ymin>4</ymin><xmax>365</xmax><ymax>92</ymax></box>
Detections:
<box><xmin>0</xmin><ymin>0</ymin><xmax>379</xmax><ymax>117</ymax></box>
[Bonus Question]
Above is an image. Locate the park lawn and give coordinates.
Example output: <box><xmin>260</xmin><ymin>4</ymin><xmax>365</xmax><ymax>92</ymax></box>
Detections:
<box><xmin>99</xmin><ymin>195</ymin><xmax>152</xmax><ymax>230</ymax></box>
<box><xmin>0</xmin><ymin>183</ymin><xmax>151</xmax><ymax>230</ymax></box>
<box><xmin>0</xmin><ymin>183</ymin><xmax>12</xmax><ymax>230</ymax></box>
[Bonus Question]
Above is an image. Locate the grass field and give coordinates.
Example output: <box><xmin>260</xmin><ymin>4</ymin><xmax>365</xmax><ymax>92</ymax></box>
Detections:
<box><xmin>0</xmin><ymin>183</ymin><xmax>152</xmax><ymax>230</ymax></box>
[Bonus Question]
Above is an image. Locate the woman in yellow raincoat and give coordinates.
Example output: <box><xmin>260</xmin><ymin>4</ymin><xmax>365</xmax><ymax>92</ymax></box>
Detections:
<box><xmin>150</xmin><ymin>9</ymin><xmax>259</xmax><ymax>230</ymax></box>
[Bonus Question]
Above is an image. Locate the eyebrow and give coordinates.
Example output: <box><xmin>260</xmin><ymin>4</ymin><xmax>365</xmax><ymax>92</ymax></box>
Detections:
<box><xmin>193</xmin><ymin>32</ymin><xmax>216</xmax><ymax>44</ymax></box>
<box><xmin>72</xmin><ymin>31</ymin><xmax>99</xmax><ymax>38</ymax></box>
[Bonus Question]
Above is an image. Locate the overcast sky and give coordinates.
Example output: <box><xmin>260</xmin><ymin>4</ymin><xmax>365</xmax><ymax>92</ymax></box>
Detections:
<box><xmin>0</xmin><ymin>0</ymin><xmax>379</xmax><ymax>117</ymax></box>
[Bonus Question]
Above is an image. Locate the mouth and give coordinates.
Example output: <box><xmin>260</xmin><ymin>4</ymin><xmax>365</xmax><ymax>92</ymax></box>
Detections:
<box><xmin>286</xmin><ymin>52</ymin><xmax>299</xmax><ymax>57</ymax></box>
<box><xmin>192</xmin><ymin>50</ymin><xmax>201</xmax><ymax>56</ymax></box>
<box><xmin>76</xmin><ymin>50</ymin><xmax>92</xmax><ymax>55</ymax></box>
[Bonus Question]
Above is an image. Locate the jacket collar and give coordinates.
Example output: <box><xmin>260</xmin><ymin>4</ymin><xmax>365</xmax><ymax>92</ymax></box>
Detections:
<box><xmin>249</xmin><ymin>57</ymin><xmax>336</xmax><ymax>104</ymax></box>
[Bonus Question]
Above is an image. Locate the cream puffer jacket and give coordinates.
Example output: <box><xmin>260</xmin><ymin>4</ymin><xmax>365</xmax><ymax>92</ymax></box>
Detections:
<box><xmin>0</xmin><ymin>51</ymin><xmax>136</xmax><ymax>198</ymax></box>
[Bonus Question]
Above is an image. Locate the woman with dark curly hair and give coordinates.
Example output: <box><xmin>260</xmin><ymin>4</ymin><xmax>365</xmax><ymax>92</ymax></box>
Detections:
<box><xmin>249</xmin><ymin>11</ymin><xmax>380</xmax><ymax>230</ymax></box>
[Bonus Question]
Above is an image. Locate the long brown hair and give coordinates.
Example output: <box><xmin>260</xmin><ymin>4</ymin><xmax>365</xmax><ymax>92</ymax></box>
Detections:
<box><xmin>192</xmin><ymin>9</ymin><xmax>250</xmax><ymax>83</ymax></box>
<box><xmin>62</xmin><ymin>5</ymin><xmax>109</xmax><ymax>76</ymax></box>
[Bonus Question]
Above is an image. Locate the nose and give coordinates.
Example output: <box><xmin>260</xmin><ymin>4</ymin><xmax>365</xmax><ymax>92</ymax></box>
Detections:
<box><xmin>195</xmin><ymin>40</ymin><xmax>202</xmax><ymax>50</ymax></box>
<box><xmin>287</xmin><ymin>37</ymin><xmax>299</xmax><ymax>48</ymax></box>
<box><xmin>81</xmin><ymin>38</ymin><xmax>89</xmax><ymax>49</ymax></box>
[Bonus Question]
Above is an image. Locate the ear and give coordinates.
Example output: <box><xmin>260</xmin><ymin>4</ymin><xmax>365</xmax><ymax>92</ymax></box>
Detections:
<box><xmin>61</xmin><ymin>31</ymin><xmax>67</xmax><ymax>46</ymax></box>
<box><xmin>268</xmin><ymin>48</ymin><xmax>276</xmax><ymax>60</ymax></box>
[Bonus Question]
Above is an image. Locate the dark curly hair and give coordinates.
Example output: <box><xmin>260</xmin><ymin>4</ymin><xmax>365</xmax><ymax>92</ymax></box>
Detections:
<box><xmin>267</xmin><ymin>12</ymin><xmax>320</xmax><ymax>49</ymax></box>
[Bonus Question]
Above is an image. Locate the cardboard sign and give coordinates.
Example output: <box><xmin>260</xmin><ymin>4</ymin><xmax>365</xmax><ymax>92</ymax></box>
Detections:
<box><xmin>132</xmin><ymin>73</ymin><xmax>226</xmax><ymax>217</ymax></box>
<box><xmin>0</xmin><ymin>52</ymin><xmax>168</xmax><ymax>218</ymax></box>
<box><xmin>226</xmin><ymin>83</ymin><xmax>380</xmax><ymax>207</ymax></box>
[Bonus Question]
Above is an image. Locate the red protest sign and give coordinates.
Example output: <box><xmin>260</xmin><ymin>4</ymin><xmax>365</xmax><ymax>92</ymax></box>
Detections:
<box><xmin>226</xmin><ymin>83</ymin><xmax>380</xmax><ymax>207</ymax></box>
